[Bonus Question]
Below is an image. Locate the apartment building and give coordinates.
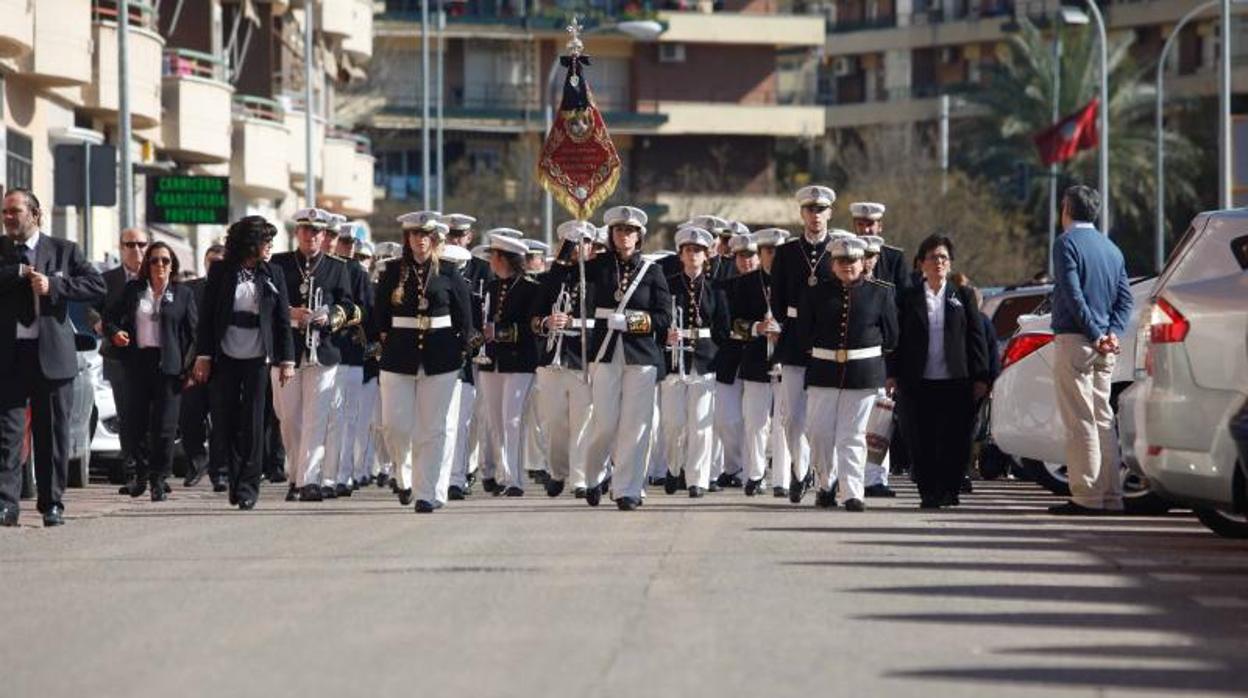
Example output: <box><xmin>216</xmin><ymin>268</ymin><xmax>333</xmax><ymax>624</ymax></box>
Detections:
<box><xmin>0</xmin><ymin>0</ymin><xmax>375</xmax><ymax>271</ymax></box>
<box><xmin>356</xmin><ymin>0</ymin><xmax>827</xmax><ymax>236</ymax></box>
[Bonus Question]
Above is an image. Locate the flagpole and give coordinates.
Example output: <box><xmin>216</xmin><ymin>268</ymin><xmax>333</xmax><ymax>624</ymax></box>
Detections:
<box><xmin>1082</xmin><ymin>0</ymin><xmax>1110</xmax><ymax>234</ymax></box>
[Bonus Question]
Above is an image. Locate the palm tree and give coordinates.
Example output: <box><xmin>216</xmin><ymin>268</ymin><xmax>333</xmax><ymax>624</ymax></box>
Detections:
<box><xmin>953</xmin><ymin>17</ymin><xmax>1202</xmax><ymax>272</ymax></box>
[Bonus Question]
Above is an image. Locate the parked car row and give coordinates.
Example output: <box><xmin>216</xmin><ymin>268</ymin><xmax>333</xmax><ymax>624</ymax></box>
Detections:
<box><xmin>989</xmin><ymin>209</ymin><xmax>1248</xmax><ymax>537</ymax></box>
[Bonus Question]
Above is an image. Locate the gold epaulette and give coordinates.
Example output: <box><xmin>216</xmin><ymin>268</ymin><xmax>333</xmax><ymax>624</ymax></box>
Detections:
<box><xmin>731</xmin><ymin>318</ymin><xmax>753</xmax><ymax>342</ymax></box>
<box><xmin>624</xmin><ymin>311</ymin><xmax>652</xmax><ymax>335</ymax></box>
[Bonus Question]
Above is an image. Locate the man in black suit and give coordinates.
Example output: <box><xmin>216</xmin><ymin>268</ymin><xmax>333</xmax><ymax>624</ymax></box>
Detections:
<box><xmin>0</xmin><ymin>189</ymin><xmax>106</xmax><ymax>527</ymax></box>
<box><xmin>179</xmin><ymin>244</ymin><xmax>225</xmax><ymax>490</ymax></box>
<box><xmin>94</xmin><ymin>226</ymin><xmax>149</xmax><ymax>490</ymax></box>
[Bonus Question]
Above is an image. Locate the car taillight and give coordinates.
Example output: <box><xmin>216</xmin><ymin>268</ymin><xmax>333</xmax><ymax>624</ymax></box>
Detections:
<box><xmin>1148</xmin><ymin>297</ymin><xmax>1189</xmax><ymax>344</ymax></box>
<box><xmin>1002</xmin><ymin>332</ymin><xmax>1054</xmax><ymax>370</ymax></box>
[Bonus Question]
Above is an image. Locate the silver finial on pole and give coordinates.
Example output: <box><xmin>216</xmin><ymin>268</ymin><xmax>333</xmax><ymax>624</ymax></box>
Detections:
<box><xmin>566</xmin><ymin>16</ymin><xmax>584</xmax><ymax>57</ymax></box>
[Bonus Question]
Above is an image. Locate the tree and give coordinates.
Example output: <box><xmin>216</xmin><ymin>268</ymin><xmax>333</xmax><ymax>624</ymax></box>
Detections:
<box><xmin>953</xmin><ymin>17</ymin><xmax>1202</xmax><ymax>273</ymax></box>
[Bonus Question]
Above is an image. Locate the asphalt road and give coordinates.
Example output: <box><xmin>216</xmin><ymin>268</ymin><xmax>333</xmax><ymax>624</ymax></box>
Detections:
<box><xmin>2</xmin><ymin>479</ymin><xmax>1246</xmax><ymax>698</ymax></box>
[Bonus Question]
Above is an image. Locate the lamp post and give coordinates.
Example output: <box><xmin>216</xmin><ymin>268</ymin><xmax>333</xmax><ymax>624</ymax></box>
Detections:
<box><xmin>303</xmin><ymin>2</ymin><xmax>315</xmax><ymax>208</ymax></box>
<box><xmin>421</xmin><ymin>0</ymin><xmax>431</xmax><ymax>210</ymax></box>
<box><xmin>542</xmin><ymin>19</ymin><xmax>663</xmax><ymax>244</ymax></box>
<box><xmin>1156</xmin><ymin>0</ymin><xmax>1220</xmax><ymax>273</ymax></box>
<box><xmin>1082</xmin><ymin>0</ymin><xmax>1110</xmax><ymax>234</ymax></box>
<box><xmin>1220</xmin><ymin>0</ymin><xmax>1234</xmax><ymax>210</ymax></box>
<box><xmin>118</xmin><ymin>0</ymin><xmax>134</xmax><ymax>229</ymax></box>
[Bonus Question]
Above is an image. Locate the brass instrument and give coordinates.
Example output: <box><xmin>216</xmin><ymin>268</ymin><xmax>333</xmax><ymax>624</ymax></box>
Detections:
<box><xmin>670</xmin><ymin>297</ymin><xmax>687</xmax><ymax>382</ymax></box>
<box><xmin>472</xmin><ymin>290</ymin><xmax>493</xmax><ymax>366</ymax></box>
<box><xmin>305</xmin><ymin>284</ymin><xmax>323</xmax><ymax>367</ymax></box>
<box><xmin>547</xmin><ymin>285</ymin><xmax>573</xmax><ymax>368</ymax></box>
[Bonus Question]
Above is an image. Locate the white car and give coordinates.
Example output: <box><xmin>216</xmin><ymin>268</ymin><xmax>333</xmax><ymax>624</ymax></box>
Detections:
<box><xmin>1120</xmin><ymin>208</ymin><xmax>1248</xmax><ymax>537</ymax></box>
<box><xmin>989</xmin><ymin>279</ymin><xmax>1165</xmax><ymax>513</ymax></box>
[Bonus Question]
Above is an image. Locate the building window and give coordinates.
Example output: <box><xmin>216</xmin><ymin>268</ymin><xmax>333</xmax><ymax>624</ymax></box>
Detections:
<box><xmin>5</xmin><ymin>129</ymin><xmax>33</xmax><ymax>192</ymax></box>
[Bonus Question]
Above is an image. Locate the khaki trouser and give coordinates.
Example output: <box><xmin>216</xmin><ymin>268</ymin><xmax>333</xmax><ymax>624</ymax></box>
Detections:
<box><xmin>1052</xmin><ymin>334</ymin><xmax>1124</xmax><ymax>510</ymax></box>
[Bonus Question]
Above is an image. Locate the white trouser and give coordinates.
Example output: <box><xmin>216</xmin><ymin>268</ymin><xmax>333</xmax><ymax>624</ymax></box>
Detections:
<box><xmin>471</xmin><ymin>365</ymin><xmax>496</xmax><ymax>481</ymax></box>
<box><xmin>586</xmin><ymin>352</ymin><xmax>657</xmax><ymax>502</ymax></box>
<box><xmin>865</xmin><ymin>387</ymin><xmax>891</xmax><ymax>487</ymax></box>
<box><xmin>521</xmin><ymin>378</ymin><xmax>546</xmax><ymax>473</ymax></box>
<box><xmin>775</xmin><ymin>365</ymin><xmax>811</xmax><ymax>483</ymax></box>
<box><xmin>478</xmin><ymin>371</ymin><xmax>534</xmax><ymax>490</ymax></box>
<box><xmin>806</xmin><ymin>386</ymin><xmax>876</xmax><ymax>503</ymax></box>
<box><xmin>380</xmin><ymin>369</ymin><xmax>460</xmax><ymax>504</ymax></box>
<box><xmin>741</xmin><ymin>379</ymin><xmax>778</xmax><ymax>485</ymax></box>
<box><xmin>646</xmin><ymin>392</ymin><xmax>665</xmax><ymax>480</ymax></box>
<box><xmin>714</xmin><ymin>380</ymin><xmax>744</xmax><ymax>481</ymax></box>
<box><xmin>450</xmin><ymin>381</ymin><xmax>476</xmax><ymax>488</ymax></box>
<box><xmin>329</xmin><ymin>366</ymin><xmax>364</xmax><ymax>486</ymax></box>
<box><xmin>535</xmin><ymin>366</ymin><xmax>594</xmax><ymax>488</ymax></box>
<box><xmin>356</xmin><ymin>378</ymin><xmax>381</xmax><ymax>480</ymax></box>
<box><xmin>271</xmin><ymin>364</ymin><xmax>338</xmax><ymax>489</ymax></box>
<box><xmin>659</xmin><ymin>373</ymin><xmax>716</xmax><ymax>489</ymax></box>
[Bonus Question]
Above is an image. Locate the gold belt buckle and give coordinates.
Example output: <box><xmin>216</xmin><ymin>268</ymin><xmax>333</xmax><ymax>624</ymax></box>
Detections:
<box><xmin>415</xmin><ymin>316</ymin><xmax>431</xmax><ymax>331</ymax></box>
<box><xmin>835</xmin><ymin>348</ymin><xmax>849</xmax><ymax>363</ymax></box>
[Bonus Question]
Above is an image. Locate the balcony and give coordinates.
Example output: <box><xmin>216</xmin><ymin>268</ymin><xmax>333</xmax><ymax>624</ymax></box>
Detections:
<box><xmin>20</xmin><ymin>0</ymin><xmax>92</xmax><ymax>87</ymax></box>
<box><xmin>0</xmin><ymin>0</ymin><xmax>34</xmax><ymax>58</ymax></box>
<box><xmin>318</xmin><ymin>0</ymin><xmax>355</xmax><ymax>37</ymax></box>
<box><xmin>321</xmin><ymin>132</ymin><xmax>375</xmax><ymax>217</ymax></box>
<box><xmin>341</xmin><ymin>0</ymin><xmax>374</xmax><ymax>62</ymax></box>
<box><xmin>230</xmin><ymin>96</ymin><xmax>291</xmax><ymax>200</ymax></box>
<box><xmin>83</xmin><ymin>2</ymin><xmax>165</xmax><ymax>128</ymax></box>
<box><xmin>160</xmin><ymin>50</ymin><xmax>234</xmax><ymax>164</ymax></box>
<box><xmin>638</xmin><ymin>101</ymin><xmax>824</xmax><ymax>136</ymax></box>
<box><xmin>657</xmin><ymin>10</ymin><xmax>825</xmax><ymax>46</ymax></box>
<box><xmin>284</xmin><ymin>104</ymin><xmax>324</xmax><ymax>186</ymax></box>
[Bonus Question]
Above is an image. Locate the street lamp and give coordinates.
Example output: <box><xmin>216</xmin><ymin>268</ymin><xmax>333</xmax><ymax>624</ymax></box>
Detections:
<box><xmin>542</xmin><ymin>19</ymin><xmax>664</xmax><ymax>244</ymax></box>
<box><xmin>1058</xmin><ymin>2</ymin><xmax>1109</xmax><ymax>234</ymax></box>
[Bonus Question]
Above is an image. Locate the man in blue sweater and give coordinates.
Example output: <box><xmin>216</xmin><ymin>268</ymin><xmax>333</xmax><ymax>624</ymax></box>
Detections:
<box><xmin>1049</xmin><ymin>185</ymin><xmax>1133</xmax><ymax>515</ymax></box>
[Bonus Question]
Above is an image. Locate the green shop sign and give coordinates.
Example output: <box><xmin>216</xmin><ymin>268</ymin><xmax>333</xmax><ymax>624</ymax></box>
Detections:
<box><xmin>146</xmin><ymin>175</ymin><xmax>230</xmax><ymax>225</ymax></box>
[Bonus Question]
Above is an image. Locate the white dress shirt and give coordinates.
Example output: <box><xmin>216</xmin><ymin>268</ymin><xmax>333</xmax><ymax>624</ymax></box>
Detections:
<box><xmin>922</xmin><ymin>280</ymin><xmax>951</xmax><ymax>380</ymax></box>
<box><xmin>222</xmin><ymin>274</ymin><xmax>264</xmax><ymax>360</ymax></box>
<box><xmin>135</xmin><ymin>284</ymin><xmax>164</xmax><ymax>349</ymax></box>
<box><xmin>15</xmin><ymin>231</ymin><xmax>41</xmax><ymax>340</ymax></box>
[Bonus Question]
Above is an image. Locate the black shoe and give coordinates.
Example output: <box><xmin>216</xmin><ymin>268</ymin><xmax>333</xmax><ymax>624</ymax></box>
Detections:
<box><xmin>573</xmin><ymin>487</ymin><xmax>587</xmax><ymax>499</ymax></box>
<box><xmin>299</xmin><ymin>485</ymin><xmax>323</xmax><ymax>502</ymax></box>
<box><xmin>814</xmin><ymin>489</ymin><xmax>836</xmax><ymax>509</ymax></box>
<box><xmin>528</xmin><ymin>470</ymin><xmax>549</xmax><ymax>485</ymax></box>
<box><xmin>585</xmin><ymin>485</ymin><xmax>602</xmax><ymax>507</ymax></box>
<box><xmin>151</xmin><ymin>482</ymin><xmax>168</xmax><ymax>502</ymax></box>
<box><xmin>647</xmin><ymin>476</ymin><xmax>665</xmax><ymax>487</ymax></box>
<box><xmin>545</xmin><ymin>479</ymin><xmax>565</xmax><ymax>498</ymax></box>
<box><xmin>351</xmin><ymin>479</ymin><xmax>362</xmax><ymax>491</ymax></box>
<box><xmin>390</xmin><ymin>478</ymin><xmax>401</xmax><ymax>494</ymax></box>
<box><xmin>717</xmin><ymin>472</ymin><xmax>743</xmax><ymax>488</ymax></box>
<box><xmin>505</xmin><ymin>486</ymin><xmax>524</xmax><ymax>497</ymax></box>
<box><xmin>664</xmin><ymin>472</ymin><xmax>679</xmax><ymax>495</ymax></box>
<box><xmin>772</xmin><ymin>487</ymin><xmax>789</xmax><ymax>498</ymax></box>
<box><xmin>335</xmin><ymin>483</ymin><xmax>352</xmax><ymax>498</ymax></box>
<box><xmin>677</xmin><ymin>471</ymin><xmax>688</xmax><ymax>491</ymax></box>
<box><xmin>789</xmin><ymin>471</ymin><xmax>813</xmax><ymax>504</ymax></box>
<box><xmin>212</xmin><ymin>480</ymin><xmax>228</xmax><ymax>493</ymax></box>
<box><xmin>1</xmin><ymin>506</ymin><xmax>19</xmax><ymax>527</ymax></box>
<box><xmin>414</xmin><ymin>500</ymin><xmax>438</xmax><ymax>513</ymax></box>
<box><xmin>183</xmin><ymin>462</ymin><xmax>206</xmax><ymax>488</ymax></box>
<box><xmin>1048</xmin><ymin>501</ymin><xmax>1106</xmax><ymax>516</ymax></box>
<box><xmin>238</xmin><ymin>497</ymin><xmax>256</xmax><ymax>510</ymax></box>
<box><xmin>285</xmin><ymin>484</ymin><xmax>299</xmax><ymax>502</ymax></box>
<box><xmin>843</xmin><ymin>498</ymin><xmax>865</xmax><ymax>512</ymax></box>
<box><xmin>960</xmin><ymin>476</ymin><xmax>974</xmax><ymax>494</ymax></box>
<box><xmin>481</xmin><ymin>477</ymin><xmax>499</xmax><ymax>494</ymax></box>
<box><xmin>950</xmin><ymin>493</ymin><xmax>961</xmax><ymax>506</ymax></box>
<box><xmin>375</xmin><ymin>473</ymin><xmax>390</xmax><ymax>488</ymax></box>
<box><xmin>398</xmin><ymin>489</ymin><xmax>413</xmax><ymax>506</ymax></box>
<box><xmin>42</xmin><ymin>505</ymin><xmax>64</xmax><ymax>527</ymax></box>
<box><xmin>616</xmin><ymin>497</ymin><xmax>639</xmax><ymax>511</ymax></box>
<box><xmin>321</xmin><ymin>485</ymin><xmax>337</xmax><ymax>500</ymax></box>
<box><xmin>266</xmin><ymin>471</ymin><xmax>287</xmax><ymax>484</ymax></box>
<box><xmin>125</xmin><ymin>479</ymin><xmax>148</xmax><ymax>498</ymax></box>
<box><xmin>688</xmin><ymin>486</ymin><xmax>705</xmax><ymax>498</ymax></box>
<box><xmin>707</xmin><ymin>481</ymin><xmax>722</xmax><ymax>493</ymax></box>
<box><xmin>864</xmin><ymin>484</ymin><xmax>897</xmax><ymax>498</ymax></box>
<box><xmin>744</xmin><ymin>478</ymin><xmax>764</xmax><ymax>497</ymax></box>
<box><xmin>449</xmin><ymin>485</ymin><xmax>467</xmax><ymax>501</ymax></box>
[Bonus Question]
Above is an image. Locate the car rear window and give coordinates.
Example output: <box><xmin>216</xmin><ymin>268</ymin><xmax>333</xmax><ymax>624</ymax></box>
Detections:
<box><xmin>1232</xmin><ymin>235</ymin><xmax>1248</xmax><ymax>270</ymax></box>
<box><xmin>991</xmin><ymin>293</ymin><xmax>1048</xmax><ymax>340</ymax></box>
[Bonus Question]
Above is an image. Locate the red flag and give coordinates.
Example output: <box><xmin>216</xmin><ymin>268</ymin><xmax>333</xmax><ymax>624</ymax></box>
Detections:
<box><xmin>537</xmin><ymin>42</ymin><xmax>621</xmax><ymax>221</ymax></box>
<box><xmin>1032</xmin><ymin>98</ymin><xmax>1099</xmax><ymax>166</ymax></box>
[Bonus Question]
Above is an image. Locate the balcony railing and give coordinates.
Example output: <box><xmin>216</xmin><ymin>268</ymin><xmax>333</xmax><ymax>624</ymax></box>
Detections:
<box><xmin>827</xmin><ymin>14</ymin><xmax>898</xmax><ymax>33</ymax></box>
<box><xmin>92</xmin><ymin>0</ymin><xmax>157</xmax><ymax>30</ymax></box>
<box><xmin>233</xmin><ymin>95</ymin><xmax>286</xmax><ymax>123</ymax></box>
<box><xmin>328</xmin><ymin>128</ymin><xmax>374</xmax><ymax>155</ymax></box>
<box><xmin>164</xmin><ymin>49</ymin><xmax>227</xmax><ymax>83</ymax></box>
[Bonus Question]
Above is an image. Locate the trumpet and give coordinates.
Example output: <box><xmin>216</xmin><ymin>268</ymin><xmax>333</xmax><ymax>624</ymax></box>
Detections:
<box><xmin>472</xmin><ymin>290</ymin><xmax>493</xmax><ymax>366</ymax></box>
<box><xmin>670</xmin><ymin>297</ymin><xmax>687</xmax><ymax>382</ymax></box>
<box><xmin>765</xmin><ymin>310</ymin><xmax>782</xmax><ymax>379</ymax></box>
<box><xmin>305</xmin><ymin>285</ymin><xmax>323</xmax><ymax>367</ymax></box>
<box><xmin>547</xmin><ymin>286</ymin><xmax>573</xmax><ymax>368</ymax></box>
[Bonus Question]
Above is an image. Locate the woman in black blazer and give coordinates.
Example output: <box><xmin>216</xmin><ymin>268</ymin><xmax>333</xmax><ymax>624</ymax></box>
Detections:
<box><xmin>887</xmin><ymin>234</ymin><xmax>990</xmax><ymax>509</ymax></box>
<box><xmin>105</xmin><ymin>242</ymin><xmax>197</xmax><ymax>500</ymax></box>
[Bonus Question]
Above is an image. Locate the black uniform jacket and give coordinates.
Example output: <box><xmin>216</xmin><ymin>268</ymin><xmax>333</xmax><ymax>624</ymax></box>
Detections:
<box><xmin>665</xmin><ymin>270</ymin><xmax>729</xmax><ymax>377</ymax></box>
<box><xmin>95</xmin><ymin>265</ymin><xmax>132</xmax><ymax>360</ymax></box>
<box><xmin>195</xmin><ymin>260</ymin><xmax>294</xmax><ymax>365</ymax></box>
<box><xmin>710</xmin><ymin>254</ymin><xmax>737</xmax><ymax>283</ymax></box>
<box><xmin>531</xmin><ymin>262</ymin><xmax>592</xmax><ymax>372</ymax></box>
<box><xmin>372</xmin><ymin>257</ymin><xmax>473</xmax><ymax>377</ymax></box>
<box><xmin>104</xmin><ymin>280</ymin><xmax>198</xmax><ymax>377</ymax></box>
<box><xmin>0</xmin><ymin>234</ymin><xmax>106</xmax><ymax>381</ymax></box>
<box><xmin>269</xmin><ymin>251</ymin><xmax>361</xmax><ymax>368</ymax></box>
<box><xmin>874</xmin><ymin>244</ymin><xmax>911</xmax><ymax>298</ymax></box>
<box><xmin>720</xmin><ymin>268</ymin><xmax>775</xmax><ymax>384</ymax></box>
<box><xmin>888</xmin><ymin>281</ymin><xmax>990</xmax><ymax>389</ymax></box>
<box><xmin>770</xmin><ymin>234</ymin><xmax>834</xmax><ymax>366</ymax></box>
<box><xmin>332</xmin><ymin>259</ymin><xmax>373</xmax><ymax>368</ymax></box>
<box><xmin>481</xmin><ymin>274</ymin><xmax>540</xmax><ymax>373</ymax></box>
<box><xmin>797</xmin><ymin>277</ymin><xmax>897</xmax><ymax>390</ymax></box>
<box><xmin>583</xmin><ymin>251</ymin><xmax>671</xmax><ymax>375</ymax></box>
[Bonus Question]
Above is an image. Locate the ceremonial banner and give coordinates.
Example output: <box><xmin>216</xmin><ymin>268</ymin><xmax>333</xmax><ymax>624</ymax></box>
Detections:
<box><xmin>537</xmin><ymin>20</ymin><xmax>622</xmax><ymax>221</ymax></box>
<box><xmin>1033</xmin><ymin>98</ymin><xmax>1099</xmax><ymax>166</ymax></box>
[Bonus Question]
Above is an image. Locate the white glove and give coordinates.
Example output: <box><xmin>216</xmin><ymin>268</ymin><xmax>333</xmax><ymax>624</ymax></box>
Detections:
<box><xmin>606</xmin><ymin>313</ymin><xmax>627</xmax><ymax>331</ymax></box>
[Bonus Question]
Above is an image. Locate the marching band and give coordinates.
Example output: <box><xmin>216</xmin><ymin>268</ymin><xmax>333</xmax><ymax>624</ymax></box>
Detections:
<box><xmin>190</xmin><ymin>185</ymin><xmax>975</xmax><ymax>514</ymax></box>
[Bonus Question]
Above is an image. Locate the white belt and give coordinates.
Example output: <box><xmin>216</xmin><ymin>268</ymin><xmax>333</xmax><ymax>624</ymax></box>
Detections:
<box><xmin>786</xmin><ymin>306</ymin><xmax>798</xmax><ymax>319</ymax></box>
<box><xmin>593</xmin><ymin>308</ymin><xmax>618</xmax><ymax>319</ymax></box>
<box><xmin>568</xmin><ymin>318</ymin><xmax>595</xmax><ymax>329</ymax></box>
<box><xmin>811</xmin><ymin>346</ymin><xmax>882</xmax><ymax>363</ymax></box>
<box><xmin>680</xmin><ymin>328</ymin><xmax>711</xmax><ymax>340</ymax></box>
<box><xmin>392</xmin><ymin>315</ymin><xmax>452</xmax><ymax>330</ymax></box>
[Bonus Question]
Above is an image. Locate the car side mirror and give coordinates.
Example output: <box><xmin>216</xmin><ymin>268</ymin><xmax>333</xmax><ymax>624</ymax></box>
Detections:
<box><xmin>74</xmin><ymin>333</ymin><xmax>99</xmax><ymax>352</ymax></box>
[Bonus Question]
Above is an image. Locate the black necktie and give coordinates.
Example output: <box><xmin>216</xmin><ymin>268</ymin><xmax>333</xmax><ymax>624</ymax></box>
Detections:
<box><xmin>18</xmin><ymin>247</ymin><xmax>36</xmax><ymax>325</ymax></box>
